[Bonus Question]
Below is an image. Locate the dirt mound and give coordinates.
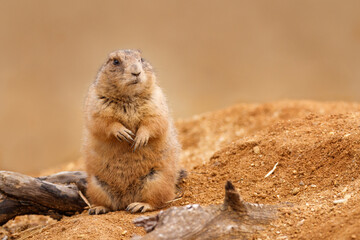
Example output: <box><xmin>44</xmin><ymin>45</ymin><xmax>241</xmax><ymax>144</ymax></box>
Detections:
<box><xmin>177</xmin><ymin>100</ymin><xmax>360</xmax><ymax>169</ymax></box>
<box><xmin>181</xmin><ymin>112</ymin><xmax>360</xmax><ymax>239</ymax></box>
<box><xmin>2</xmin><ymin>100</ymin><xmax>360</xmax><ymax>239</ymax></box>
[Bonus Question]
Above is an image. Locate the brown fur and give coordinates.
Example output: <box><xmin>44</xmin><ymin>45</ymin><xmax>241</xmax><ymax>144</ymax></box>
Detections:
<box><xmin>82</xmin><ymin>49</ymin><xmax>180</xmax><ymax>214</ymax></box>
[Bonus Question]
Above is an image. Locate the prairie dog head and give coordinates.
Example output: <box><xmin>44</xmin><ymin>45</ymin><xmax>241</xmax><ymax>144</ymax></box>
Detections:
<box><xmin>95</xmin><ymin>49</ymin><xmax>156</xmax><ymax>97</ymax></box>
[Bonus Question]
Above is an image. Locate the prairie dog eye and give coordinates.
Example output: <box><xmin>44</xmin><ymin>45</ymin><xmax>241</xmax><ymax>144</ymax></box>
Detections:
<box><xmin>113</xmin><ymin>59</ymin><xmax>120</xmax><ymax>65</ymax></box>
<box><xmin>141</xmin><ymin>58</ymin><xmax>145</xmax><ymax>63</ymax></box>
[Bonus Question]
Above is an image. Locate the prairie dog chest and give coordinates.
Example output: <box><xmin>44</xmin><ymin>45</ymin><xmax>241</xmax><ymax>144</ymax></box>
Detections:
<box><xmin>97</xmin><ymin>96</ymin><xmax>149</xmax><ymax>130</ymax></box>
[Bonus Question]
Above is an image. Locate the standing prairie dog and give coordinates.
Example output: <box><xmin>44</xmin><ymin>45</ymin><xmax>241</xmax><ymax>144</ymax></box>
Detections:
<box><xmin>82</xmin><ymin>49</ymin><xmax>181</xmax><ymax>214</ymax></box>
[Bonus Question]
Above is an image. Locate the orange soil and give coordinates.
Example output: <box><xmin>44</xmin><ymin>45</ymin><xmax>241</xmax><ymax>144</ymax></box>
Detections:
<box><xmin>2</xmin><ymin>100</ymin><xmax>360</xmax><ymax>240</ymax></box>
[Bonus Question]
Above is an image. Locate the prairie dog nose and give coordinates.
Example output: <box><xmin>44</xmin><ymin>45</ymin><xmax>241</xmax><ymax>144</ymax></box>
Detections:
<box><xmin>130</xmin><ymin>63</ymin><xmax>142</xmax><ymax>76</ymax></box>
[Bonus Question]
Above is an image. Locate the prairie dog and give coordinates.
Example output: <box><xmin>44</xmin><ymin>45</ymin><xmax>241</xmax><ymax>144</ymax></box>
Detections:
<box><xmin>82</xmin><ymin>49</ymin><xmax>180</xmax><ymax>214</ymax></box>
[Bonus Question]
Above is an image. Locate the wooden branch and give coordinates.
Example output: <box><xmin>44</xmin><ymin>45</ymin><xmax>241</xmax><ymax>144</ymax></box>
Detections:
<box><xmin>37</xmin><ymin>171</ymin><xmax>88</xmax><ymax>193</ymax></box>
<box><xmin>0</xmin><ymin>171</ymin><xmax>88</xmax><ymax>225</ymax></box>
<box><xmin>133</xmin><ymin>181</ymin><xmax>277</xmax><ymax>240</ymax></box>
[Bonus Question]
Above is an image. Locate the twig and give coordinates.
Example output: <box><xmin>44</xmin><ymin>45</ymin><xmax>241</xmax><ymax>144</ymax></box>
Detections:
<box><xmin>164</xmin><ymin>196</ymin><xmax>183</xmax><ymax>205</ymax></box>
<box><xmin>264</xmin><ymin>162</ymin><xmax>279</xmax><ymax>178</ymax></box>
<box><xmin>164</xmin><ymin>187</ymin><xmax>184</xmax><ymax>205</ymax></box>
<box><xmin>78</xmin><ymin>190</ymin><xmax>91</xmax><ymax>209</ymax></box>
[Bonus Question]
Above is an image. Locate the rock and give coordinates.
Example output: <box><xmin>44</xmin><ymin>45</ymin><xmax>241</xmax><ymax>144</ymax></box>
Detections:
<box><xmin>296</xmin><ymin>219</ymin><xmax>305</xmax><ymax>227</ymax></box>
<box><xmin>292</xmin><ymin>187</ymin><xmax>300</xmax><ymax>195</ymax></box>
<box><xmin>253</xmin><ymin>146</ymin><xmax>260</xmax><ymax>154</ymax></box>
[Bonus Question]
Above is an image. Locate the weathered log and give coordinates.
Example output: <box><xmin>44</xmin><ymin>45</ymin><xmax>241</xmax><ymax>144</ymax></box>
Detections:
<box><xmin>0</xmin><ymin>171</ymin><xmax>88</xmax><ymax>225</ymax></box>
<box><xmin>37</xmin><ymin>171</ymin><xmax>87</xmax><ymax>193</ymax></box>
<box><xmin>133</xmin><ymin>181</ymin><xmax>277</xmax><ymax>240</ymax></box>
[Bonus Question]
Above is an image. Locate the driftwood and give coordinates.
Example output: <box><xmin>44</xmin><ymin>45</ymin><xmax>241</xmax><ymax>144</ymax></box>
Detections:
<box><xmin>133</xmin><ymin>181</ymin><xmax>277</xmax><ymax>240</ymax></box>
<box><xmin>0</xmin><ymin>171</ymin><xmax>88</xmax><ymax>225</ymax></box>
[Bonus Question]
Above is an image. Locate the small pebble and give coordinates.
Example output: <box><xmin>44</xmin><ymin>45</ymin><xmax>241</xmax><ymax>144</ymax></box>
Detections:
<box><xmin>258</xmin><ymin>193</ymin><xmax>267</xmax><ymax>199</ymax></box>
<box><xmin>333</xmin><ymin>199</ymin><xmax>346</xmax><ymax>204</ymax></box>
<box><xmin>333</xmin><ymin>180</ymin><xmax>339</xmax><ymax>187</ymax></box>
<box><xmin>299</xmin><ymin>181</ymin><xmax>305</xmax><ymax>186</ymax></box>
<box><xmin>297</xmin><ymin>219</ymin><xmax>305</xmax><ymax>227</ymax></box>
<box><xmin>292</xmin><ymin>187</ymin><xmax>300</xmax><ymax>195</ymax></box>
<box><xmin>253</xmin><ymin>146</ymin><xmax>260</xmax><ymax>154</ymax></box>
<box><xmin>184</xmin><ymin>191</ymin><xmax>192</xmax><ymax>198</ymax></box>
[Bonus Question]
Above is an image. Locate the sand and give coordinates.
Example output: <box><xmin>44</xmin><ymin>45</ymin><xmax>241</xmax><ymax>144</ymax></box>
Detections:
<box><xmin>2</xmin><ymin>100</ymin><xmax>360</xmax><ymax>240</ymax></box>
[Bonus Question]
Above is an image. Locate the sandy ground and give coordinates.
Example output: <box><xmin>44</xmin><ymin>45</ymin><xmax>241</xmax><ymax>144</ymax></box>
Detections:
<box><xmin>2</xmin><ymin>100</ymin><xmax>360</xmax><ymax>239</ymax></box>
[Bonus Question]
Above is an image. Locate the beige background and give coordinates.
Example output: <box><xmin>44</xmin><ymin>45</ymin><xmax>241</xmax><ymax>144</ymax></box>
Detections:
<box><xmin>0</xmin><ymin>0</ymin><xmax>360</xmax><ymax>173</ymax></box>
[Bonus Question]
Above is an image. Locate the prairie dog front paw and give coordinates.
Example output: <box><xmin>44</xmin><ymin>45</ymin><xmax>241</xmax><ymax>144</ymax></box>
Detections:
<box><xmin>132</xmin><ymin>127</ymin><xmax>150</xmax><ymax>151</ymax></box>
<box><xmin>111</xmin><ymin>123</ymin><xmax>134</xmax><ymax>143</ymax></box>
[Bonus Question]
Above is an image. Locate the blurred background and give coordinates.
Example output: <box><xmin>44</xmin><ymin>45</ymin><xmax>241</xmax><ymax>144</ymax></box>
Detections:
<box><xmin>0</xmin><ymin>0</ymin><xmax>359</xmax><ymax>173</ymax></box>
